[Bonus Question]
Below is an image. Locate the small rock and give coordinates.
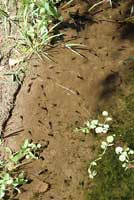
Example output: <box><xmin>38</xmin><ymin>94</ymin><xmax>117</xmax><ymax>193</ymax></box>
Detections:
<box><xmin>34</xmin><ymin>179</ymin><xmax>49</xmax><ymax>193</ymax></box>
<box><xmin>9</xmin><ymin>58</ymin><xmax>23</xmax><ymax>66</ymax></box>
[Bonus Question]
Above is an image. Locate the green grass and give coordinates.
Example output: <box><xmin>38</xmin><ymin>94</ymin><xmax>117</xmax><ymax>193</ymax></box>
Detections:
<box><xmin>88</xmin><ymin>148</ymin><xmax>134</xmax><ymax>200</ymax></box>
<box><xmin>85</xmin><ymin>60</ymin><xmax>134</xmax><ymax>200</ymax></box>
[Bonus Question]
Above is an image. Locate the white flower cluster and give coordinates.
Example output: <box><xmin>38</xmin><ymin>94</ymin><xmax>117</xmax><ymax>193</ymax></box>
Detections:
<box><xmin>115</xmin><ymin>146</ymin><xmax>134</xmax><ymax>169</ymax></box>
<box><xmin>86</xmin><ymin>111</ymin><xmax>134</xmax><ymax>180</ymax></box>
<box><xmin>86</xmin><ymin>111</ymin><xmax>112</xmax><ymax>134</ymax></box>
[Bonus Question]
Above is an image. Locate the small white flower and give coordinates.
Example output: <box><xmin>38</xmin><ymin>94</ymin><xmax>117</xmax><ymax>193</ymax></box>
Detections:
<box><xmin>88</xmin><ymin>168</ymin><xmax>91</xmax><ymax>174</ymax></box>
<box><xmin>119</xmin><ymin>154</ymin><xmax>126</xmax><ymax>162</ymax></box>
<box><xmin>95</xmin><ymin>127</ymin><xmax>103</xmax><ymax>134</ymax></box>
<box><xmin>101</xmin><ymin>141</ymin><xmax>108</xmax><ymax>149</ymax></box>
<box><xmin>37</xmin><ymin>144</ymin><xmax>41</xmax><ymax>148</ymax></box>
<box><xmin>129</xmin><ymin>150</ymin><xmax>134</xmax><ymax>155</ymax></box>
<box><xmin>102</xmin><ymin>111</ymin><xmax>108</xmax><ymax>117</ymax></box>
<box><xmin>86</xmin><ymin>121</ymin><xmax>90</xmax><ymax>128</ymax></box>
<box><xmin>88</xmin><ymin>170</ymin><xmax>97</xmax><ymax>179</ymax></box>
<box><xmin>91</xmin><ymin>120</ymin><xmax>98</xmax><ymax>125</ymax></box>
<box><xmin>90</xmin><ymin>120</ymin><xmax>98</xmax><ymax>129</ymax></box>
<box><xmin>98</xmin><ymin>123</ymin><xmax>103</xmax><ymax>126</ymax></box>
<box><xmin>88</xmin><ymin>167</ymin><xmax>97</xmax><ymax>179</ymax></box>
<box><xmin>7</xmin><ymin>179</ymin><xmax>13</xmax><ymax>185</ymax></box>
<box><xmin>103</xmin><ymin>124</ymin><xmax>109</xmax><ymax>129</ymax></box>
<box><xmin>122</xmin><ymin>163</ymin><xmax>127</xmax><ymax>168</ymax></box>
<box><xmin>102</xmin><ymin>129</ymin><xmax>108</xmax><ymax>134</ymax></box>
<box><xmin>115</xmin><ymin>146</ymin><xmax>123</xmax><ymax>154</ymax></box>
<box><xmin>106</xmin><ymin>135</ymin><xmax>114</xmax><ymax>143</ymax></box>
<box><xmin>26</xmin><ymin>155</ymin><xmax>30</xmax><ymax>159</ymax></box>
<box><xmin>92</xmin><ymin>170</ymin><xmax>97</xmax><ymax>177</ymax></box>
<box><xmin>106</xmin><ymin>117</ymin><xmax>112</xmax><ymax>122</ymax></box>
<box><xmin>122</xmin><ymin>151</ymin><xmax>128</xmax><ymax>157</ymax></box>
<box><xmin>89</xmin><ymin>124</ymin><xmax>96</xmax><ymax>129</ymax></box>
<box><xmin>91</xmin><ymin>161</ymin><xmax>97</xmax><ymax>166</ymax></box>
<box><xmin>89</xmin><ymin>174</ymin><xmax>94</xmax><ymax>179</ymax></box>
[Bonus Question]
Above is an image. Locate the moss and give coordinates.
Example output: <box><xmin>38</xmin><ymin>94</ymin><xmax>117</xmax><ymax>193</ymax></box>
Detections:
<box><xmin>88</xmin><ymin>148</ymin><xmax>134</xmax><ymax>200</ymax></box>
<box><xmin>87</xmin><ymin>61</ymin><xmax>134</xmax><ymax>200</ymax></box>
<box><xmin>125</xmin><ymin>93</ymin><xmax>134</xmax><ymax>112</ymax></box>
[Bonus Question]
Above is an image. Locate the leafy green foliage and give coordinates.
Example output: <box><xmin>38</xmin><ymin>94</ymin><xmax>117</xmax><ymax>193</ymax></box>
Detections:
<box><xmin>0</xmin><ymin>172</ymin><xmax>27</xmax><ymax>199</ymax></box>
<box><xmin>0</xmin><ymin>139</ymin><xmax>41</xmax><ymax>199</ymax></box>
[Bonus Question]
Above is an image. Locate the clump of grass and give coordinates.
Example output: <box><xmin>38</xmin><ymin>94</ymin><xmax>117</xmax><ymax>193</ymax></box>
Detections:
<box><xmin>20</xmin><ymin>0</ymin><xmax>63</xmax><ymax>59</ymax></box>
<box><xmin>0</xmin><ymin>0</ymin><xmax>66</xmax><ymax>61</ymax></box>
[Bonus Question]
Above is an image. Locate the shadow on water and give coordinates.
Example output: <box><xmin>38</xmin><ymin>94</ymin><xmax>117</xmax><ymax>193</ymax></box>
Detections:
<box><xmin>100</xmin><ymin>59</ymin><xmax>134</xmax><ymax>101</ymax></box>
<box><xmin>100</xmin><ymin>72</ymin><xmax>122</xmax><ymax>100</ymax></box>
<box><xmin>119</xmin><ymin>1</ymin><xmax>134</xmax><ymax>41</ymax></box>
<box><xmin>58</xmin><ymin>12</ymin><xmax>94</xmax><ymax>33</ymax></box>
<box><xmin>51</xmin><ymin>10</ymin><xmax>94</xmax><ymax>44</ymax></box>
<box><xmin>120</xmin><ymin>23</ymin><xmax>134</xmax><ymax>41</ymax></box>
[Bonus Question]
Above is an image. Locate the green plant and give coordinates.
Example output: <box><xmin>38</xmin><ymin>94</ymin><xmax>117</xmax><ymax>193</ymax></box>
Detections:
<box><xmin>88</xmin><ymin>133</ymin><xmax>134</xmax><ymax>179</ymax></box>
<box><xmin>9</xmin><ymin>139</ymin><xmax>41</xmax><ymax>164</ymax></box>
<box><xmin>4</xmin><ymin>66</ymin><xmax>26</xmax><ymax>85</ymax></box>
<box><xmin>0</xmin><ymin>139</ymin><xmax>41</xmax><ymax>199</ymax></box>
<box><xmin>20</xmin><ymin>0</ymin><xmax>63</xmax><ymax>59</ymax></box>
<box><xmin>80</xmin><ymin>109</ymin><xmax>134</xmax><ymax>180</ymax></box>
<box><xmin>0</xmin><ymin>172</ymin><xmax>27</xmax><ymax>199</ymax></box>
<box><xmin>75</xmin><ymin>111</ymin><xmax>112</xmax><ymax>134</ymax></box>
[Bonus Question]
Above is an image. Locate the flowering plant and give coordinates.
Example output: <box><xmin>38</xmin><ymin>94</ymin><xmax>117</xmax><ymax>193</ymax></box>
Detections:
<box><xmin>75</xmin><ymin>111</ymin><xmax>112</xmax><ymax>134</ymax></box>
<box><xmin>84</xmin><ymin>111</ymin><xmax>134</xmax><ymax>179</ymax></box>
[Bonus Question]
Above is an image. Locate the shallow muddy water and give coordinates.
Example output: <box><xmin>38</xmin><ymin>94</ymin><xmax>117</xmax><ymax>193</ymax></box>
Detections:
<box><xmin>3</xmin><ymin>1</ymin><xmax>134</xmax><ymax>200</ymax></box>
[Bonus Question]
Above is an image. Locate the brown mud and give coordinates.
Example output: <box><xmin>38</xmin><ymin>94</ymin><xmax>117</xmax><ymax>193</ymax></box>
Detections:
<box><xmin>2</xmin><ymin>1</ymin><xmax>134</xmax><ymax>200</ymax></box>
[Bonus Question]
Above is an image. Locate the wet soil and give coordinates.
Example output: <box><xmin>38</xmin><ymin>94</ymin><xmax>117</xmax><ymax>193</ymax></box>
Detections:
<box><xmin>3</xmin><ymin>2</ymin><xmax>134</xmax><ymax>200</ymax></box>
